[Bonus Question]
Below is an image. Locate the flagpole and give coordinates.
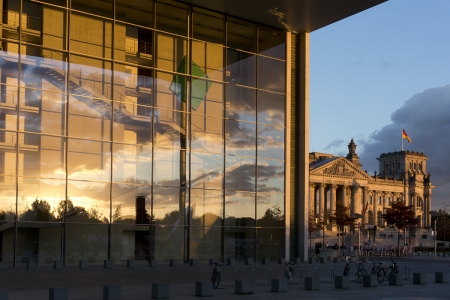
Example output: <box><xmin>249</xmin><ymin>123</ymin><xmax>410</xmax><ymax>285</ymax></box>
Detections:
<box><xmin>402</xmin><ymin>128</ymin><xmax>404</xmax><ymax>151</ymax></box>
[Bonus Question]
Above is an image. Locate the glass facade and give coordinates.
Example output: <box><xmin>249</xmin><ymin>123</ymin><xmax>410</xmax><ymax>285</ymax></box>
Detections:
<box><xmin>0</xmin><ymin>0</ymin><xmax>286</xmax><ymax>266</ymax></box>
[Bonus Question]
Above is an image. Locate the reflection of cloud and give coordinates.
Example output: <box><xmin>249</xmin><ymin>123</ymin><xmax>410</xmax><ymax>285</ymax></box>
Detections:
<box><xmin>358</xmin><ymin>84</ymin><xmax>450</xmax><ymax>208</ymax></box>
<box><xmin>267</xmin><ymin>7</ymin><xmax>293</xmax><ymax>32</ymax></box>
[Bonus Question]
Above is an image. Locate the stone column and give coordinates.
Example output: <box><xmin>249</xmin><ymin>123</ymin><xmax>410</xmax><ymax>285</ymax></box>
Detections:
<box><xmin>309</xmin><ymin>183</ymin><xmax>316</xmax><ymax>215</ymax></box>
<box><xmin>373</xmin><ymin>191</ymin><xmax>378</xmax><ymax>226</ymax></box>
<box><xmin>362</xmin><ymin>187</ymin><xmax>368</xmax><ymax>225</ymax></box>
<box><xmin>341</xmin><ymin>185</ymin><xmax>347</xmax><ymax>207</ymax></box>
<box><xmin>330</xmin><ymin>184</ymin><xmax>337</xmax><ymax>214</ymax></box>
<box><xmin>412</xmin><ymin>193</ymin><xmax>416</xmax><ymax>217</ymax></box>
<box><xmin>426</xmin><ymin>196</ymin><xmax>432</xmax><ymax>227</ymax></box>
<box><xmin>318</xmin><ymin>183</ymin><xmax>325</xmax><ymax>218</ymax></box>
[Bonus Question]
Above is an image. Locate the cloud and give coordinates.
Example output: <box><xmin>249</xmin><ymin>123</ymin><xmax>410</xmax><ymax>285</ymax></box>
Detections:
<box><xmin>359</xmin><ymin>84</ymin><xmax>450</xmax><ymax>208</ymax></box>
<box><xmin>325</xmin><ymin>139</ymin><xmax>345</xmax><ymax>150</ymax></box>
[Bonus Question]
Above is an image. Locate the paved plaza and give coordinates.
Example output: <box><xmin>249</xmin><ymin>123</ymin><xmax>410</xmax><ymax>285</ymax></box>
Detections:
<box><xmin>1</xmin><ymin>256</ymin><xmax>450</xmax><ymax>299</ymax></box>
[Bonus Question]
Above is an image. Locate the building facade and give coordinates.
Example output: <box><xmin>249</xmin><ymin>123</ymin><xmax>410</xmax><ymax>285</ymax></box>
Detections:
<box><xmin>309</xmin><ymin>140</ymin><xmax>433</xmax><ymax>232</ymax></box>
<box><xmin>0</xmin><ymin>0</ymin><xmax>385</xmax><ymax>266</ymax></box>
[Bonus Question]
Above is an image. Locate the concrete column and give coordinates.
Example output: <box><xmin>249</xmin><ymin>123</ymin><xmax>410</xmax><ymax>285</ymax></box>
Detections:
<box><xmin>330</xmin><ymin>185</ymin><xmax>337</xmax><ymax>214</ymax></box>
<box><xmin>341</xmin><ymin>185</ymin><xmax>347</xmax><ymax>207</ymax></box>
<box><xmin>309</xmin><ymin>183</ymin><xmax>316</xmax><ymax>215</ymax></box>
<box><xmin>351</xmin><ymin>185</ymin><xmax>360</xmax><ymax>216</ymax></box>
<box><xmin>318</xmin><ymin>183</ymin><xmax>325</xmax><ymax>217</ymax></box>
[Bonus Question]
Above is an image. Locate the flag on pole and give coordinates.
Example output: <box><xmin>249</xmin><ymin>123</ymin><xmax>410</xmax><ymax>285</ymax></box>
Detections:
<box><xmin>402</xmin><ymin>129</ymin><xmax>412</xmax><ymax>143</ymax></box>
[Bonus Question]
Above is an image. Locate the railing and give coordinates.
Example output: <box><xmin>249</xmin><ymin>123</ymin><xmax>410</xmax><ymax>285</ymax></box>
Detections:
<box><xmin>125</xmin><ymin>38</ymin><xmax>152</xmax><ymax>56</ymax></box>
<box><xmin>0</xmin><ymin>131</ymin><xmax>39</xmax><ymax>147</ymax></box>
<box><xmin>3</xmin><ymin>10</ymin><xmax>42</xmax><ymax>31</ymax></box>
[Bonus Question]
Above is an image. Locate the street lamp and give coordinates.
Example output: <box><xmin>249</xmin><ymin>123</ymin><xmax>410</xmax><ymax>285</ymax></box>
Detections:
<box><xmin>354</xmin><ymin>213</ymin><xmax>363</xmax><ymax>254</ymax></box>
<box><xmin>429</xmin><ymin>211</ymin><xmax>439</xmax><ymax>260</ymax></box>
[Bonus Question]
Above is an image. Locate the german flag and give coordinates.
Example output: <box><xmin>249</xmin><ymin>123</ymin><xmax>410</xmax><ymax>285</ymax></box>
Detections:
<box><xmin>402</xmin><ymin>129</ymin><xmax>412</xmax><ymax>143</ymax></box>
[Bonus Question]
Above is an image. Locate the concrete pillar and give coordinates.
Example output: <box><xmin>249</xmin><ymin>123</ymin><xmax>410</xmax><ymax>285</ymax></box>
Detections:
<box><xmin>318</xmin><ymin>183</ymin><xmax>325</xmax><ymax>218</ymax></box>
<box><xmin>309</xmin><ymin>183</ymin><xmax>316</xmax><ymax>215</ymax></box>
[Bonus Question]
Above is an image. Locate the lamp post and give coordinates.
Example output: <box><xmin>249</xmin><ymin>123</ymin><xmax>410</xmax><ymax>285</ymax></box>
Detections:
<box><xmin>354</xmin><ymin>213</ymin><xmax>362</xmax><ymax>254</ymax></box>
<box><xmin>429</xmin><ymin>211</ymin><xmax>439</xmax><ymax>260</ymax></box>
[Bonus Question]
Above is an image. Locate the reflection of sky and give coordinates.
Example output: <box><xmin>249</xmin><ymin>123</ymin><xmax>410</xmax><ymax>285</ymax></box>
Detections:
<box><xmin>0</xmin><ymin>42</ymin><xmax>286</xmax><ymax>220</ymax></box>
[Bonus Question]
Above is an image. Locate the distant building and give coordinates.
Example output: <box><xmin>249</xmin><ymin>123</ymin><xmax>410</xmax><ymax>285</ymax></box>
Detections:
<box><xmin>309</xmin><ymin>139</ymin><xmax>433</xmax><ymax>230</ymax></box>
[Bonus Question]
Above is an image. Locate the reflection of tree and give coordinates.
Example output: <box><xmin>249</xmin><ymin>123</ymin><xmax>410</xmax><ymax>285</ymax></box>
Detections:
<box><xmin>112</xmin><ymin>204</ymin><xmax>122</xmax><ymax>223</ymax></box>
<box><xmin>20</xmin><ymin>198</ymin><xmax>54</xmax><ymax>221</ymax></box>
<box><xmin>54</xmin><ymin>199</ymin><xmax>108</xmax><ymax>223</ymax></box>
<box><xmin>257</xmin><ymin>205</ymin><xmax>283</xmax><ymax>227</ymax></box>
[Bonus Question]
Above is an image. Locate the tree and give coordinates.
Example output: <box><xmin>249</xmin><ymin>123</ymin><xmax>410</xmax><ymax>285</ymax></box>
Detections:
<box><xmin>435</xmin><ymin>208</ymin><xmax>450</xmax><ymax>256</ymax></box>
<box><xmin>328</xmin><ymin>203</ymin><xmax>358</xmax><ymax>255</ymax></box>
<box><xmin>308</xmin><ymin>210</ymin><xmax>318</xmax><ymax>249</ymax></box>
<box><xmin>112</xmin><ymin>204</ymin><xmax>123</xmax><ymax>223</ymax></box>
<box><xmin>382</xmin><ymin>200</ymin><xmax>418</xmax><ymax>257</ymax></box>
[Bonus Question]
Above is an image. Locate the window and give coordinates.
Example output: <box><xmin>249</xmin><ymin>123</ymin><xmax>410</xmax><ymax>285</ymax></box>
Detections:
<box><xmin>368</xmin><ymin>196</ymin><xmax>373</xmax><ymax>204</ymax></box>
<box><xmin>388</xmin><ymin>197</ymin><xmax>391</xmax><ymax>205</ymax></box>
<box><xmin>377</xmin><ymin>196</ymin><xmax>382</xmax><ymax>205</ymax></box>
<box><xmin>397</xmin><ymin>162</ymin><xmax>400</xmax><ymax>170</ymax></box>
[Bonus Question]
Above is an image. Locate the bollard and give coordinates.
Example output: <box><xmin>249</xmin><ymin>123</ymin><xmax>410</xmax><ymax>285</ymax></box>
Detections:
<box><xmin>195</xmin><ymin>281</ymin><xmax>212</xmax><ymax>297</ymax></box>
<box><xmin>0</xmin><ymin>290</ymin><xmax>8</xmax><ymax>300</ymax></box>
<box><xmin>235</xmin><ymin>280</ymin><xmax>252</xmax><ymax>295</ymax></box>
<box><xmin>300</xmin><ymin>268</ymin><xmax>304</xmax><ymax>283</ymax></box>
<box><xmin>268</xmin><ymin>269</ymin><xmax>271</xmax><ymax>285</ymax></box>
<box><xmin>149</xmin><ymin>260</ymin><xmax>157</xmax><ymax>267</ymax></box>
<box><xmin>103</xmin><ymin>285</ymin><xmax>121</xmax><ymax>300</ymax></box>
<box><xmin>152</xmin><ymin>283</ymin><xmax>169</xmax><ymax>299</ymax></box>
<box><xmin>27</xmin><ymin>261</ymin><xmax>37</xmax><ymax>270</ymax></box>
<box><xmin>170</xmin><ymin>259</ymin><xmax>178</xmax><ymax>267</ymax></box>
<box><xmin>189</xmin><ymin>259</ymin><xmax>198</xmax><ymax>266</ymax></box>
<box><xmin>435</xmin><ymin>272</ymin><xmax>448</xmax><ymax>283</ymax></box>
<box><xmin>271</xmin><ymin>278</ymin><xmax>287</xmax><ymax>292</ymax></box>
<box><xmin>252</xmin><ymin>269</ymin><xmax>256</xmax><ymax>285</ymax></box>
<box><xmin>413</xmin><ymin>273</ymin><xmax>426</xmax><ymax>285</ymax></box>
<box><xmin>54</xmin><ymin>261</ymin><xmax>63</xmax><ymax>269</ymax></box>
<box><xmin>304</xmin><ymin>277</ymin><xmax>320</xmax><ymax>290</ymax></box>
<box><xmin>49</xmin><ymin>287</ymin><xmax>68</xmax><ymax>300</ymax></box>
<box><xmin>127</xmin><ymin>259</ymin><xmax>135</xmax><ymax>268</ymax></box>
<box><xmin>79</xmin><ymin>260</ymin><xmax>88</xmax><ymax>269</ymax></box>
<box><xmin>0</xmin><ymin>263</ymin><xmax>7</xmax><ymax>270</ymax></box>
<box><xmin>315</xmin><ymin>267</ymin><xmax>320</xmax><ymax>278</ymax></box>
<box><xmin>235</xmin><ymin>269</ymin><xmax>239</xmax><ymax>280</ymax></box>
<box><xmin>331</xmin><ymin>267</ymin><xmax>335</xmax><ymax>282</ymax></box>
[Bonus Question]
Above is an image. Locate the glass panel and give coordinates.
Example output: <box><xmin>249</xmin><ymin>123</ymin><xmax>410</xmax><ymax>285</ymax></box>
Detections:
<box><xmin>2</xmin><ymin>0</ymin><xmax>21</xmax><ymax>41</ymax></box>
<box><xmin>153</xmin><ymin>186</ymin><xmax>186</xmax><ymax>225</ymax></box>
<box><xmin>190</xmin><ymin>226</ymin><xmax>222</xmax><ymax>262</ymax></box>
<box><xmin>257</xmin><ymin>159</ymin><xmax>285</xmax><ymax>193</ymax></box>
<box><xmin>256</xmin><ymin>228</ymin><xmax>283</xmax><ymax>261</ymax></box>
<box><xmin>115</xmin><ymin>24</ymin><xmax>153</xmax><ymax>67</ymax></box>
<box><xmin>257</xmin><ymin>56</ymin><xmax>285</xmax><ymax>93</ymax></box>
<box><xmin>225</xmin><ymin>191</ymin><xmax>255</xmax><ymax>226</ymax></box>
<box><xmin>191</xmin><ymin>115</ymin><xmax>223</xmax><ymax>154</ymax></box>
<box><xmin>225</xmin><ymin>120</ymin><xmax>256</xmax><ymax>157</ymax></box>
<box><xmin>155</xmin><ymin>71</ymin><xmax>187</xmax><ymax>110</ymax></box>
<box><xmin>193</xmin><ymin>10</ymin><xmax>224</xmax><ymax>45</ymax></box>
<box><xmin>111</xmin><ymin>183</ymin><xmax>151</xmax><ymax>224</ymax></box>
<box><xmin>40</xmin><ymin>91</ymin><xmax>66</xmax><ymax>136</ymax></box>
<box><xmin>69</xmin><ymin>55</ymin><xmax>112</xmax><ymax>99</ymax></box>
<box><xmin>116</xmin><ymin>0</ymin><xmax>153</xmax><ymax>28</ymax></box>
<box><xmin>257</xmin><ymin>193</ymin><xmax>284</xmax><ymax>227</ymax></box>
<box><xmin>224</xmin><ymin>226</ymin><xmax>255</xmax><ymax>261</ymax></box>
<box><xmin>154</xmin><ymin>224</ymin><xmax>184</xmax><ymax>262</ymax></box>
<box><xmin>70</xmin><ymin>12</ymin><xmax>112</xmax><ymax>58</ymax></box>
<box><xmin>112</xmin><ymin>102</ymin><xmax>152</xmax><ymax>145</ymax></box>
<box><xmin>0</xmin><ymin>131</ymin><xmax>17</xmax><ymax>182</ymax></box>
<box><xmin>68</xmin><ymin>96</ymin><xmax>111</xmax><ymax>141</ymax></box>
<box><xmin>190</xmin><ymin>152</ymin><xmax>223</xmax><ymax>189</ymax></box>
<box><xmin>112</xmin><ymin>143</ymin><xmax>152</xmax><ymax>184</ymax></box>
<box><xmin>0</xmin><ymin>178</ymin><xmax>17</xmax><ymax>221</ymax></box>
<box><xmin>113</xmin><ymin>64</ymin><xmax>153</xmax><ymax>110</ymax></box>
<box><xmin>0</xmin><ymin>42</ymin><xmax>20</xmax><ymax>95</ymax></box>
<box><xmin>39</xmin><ymin>0</ymin><xmax>67</xmax><ymax>7</ymax></box>
<box><xmin>257</xmin><ymin>90</ymin><xmax>284</xmax><ymax>127</ymax></box>
<box><xmin>66</xmin><ymin>180</ymin><xmax>110</xmax><ymax>223</ymax></box>
<box><xmin>153</xmin><ymin>148</ymin><xmax>187</xmax><ymax>186</ymax></box>
<box><xmin>16</xmin><ymin>222</ymin><xmax>62</xmax><ymax>266</ymax></box>
<box><xmin>154</xmin><ymin>109</ymin><xmax>186</xmax><ymax>149</ymax></box>
<box><xmin>18</xmin><ymin>133</ymin><xmax>65</xmax><ymax>178</ymax></box>
<box><xmin>0</xmin><ymin>96</ymin><xmax>19</xmax><ymax>130</ymax></box>
<box><xmin>226</xmin><ymin>85</ymin><xmax>256</xmax><ymax>122</ymax></box>
<box><xmin>191</xmin><ymin>79</ymin><xmax>223</xmax><ymax>113</ymax></box>
<box><xmin>156</xmin><ymin>32</ymin><xmax>188</xmax><ymax>74</ymax></box>
<box><xmin>257</xmin><ymin>125</ymin><xmax>284</xmax><ymax>160</ymax></box>
<box><xmin>192</xmin><ymin>79</ymin><xmax>223</xmax><ymax>117</ymax></box>
<box><xmin>227</xmin><ymin>17</ymin><xmax>256</xmax><ymax>53</ymax></box>
<box><xmin>225</xmin><ymin>156</ymin><xmax>255</xmax><ymax>192</ymax></box>
<box><xmin>41</xmin><ymin>4</ymin><xmax>66</xmax><ymax>49</ymax></box>
<box><xmin>71</xmin><ymin>0</ymin><xmax>113</xmax><ymax>18</ymax></box>
<box><xmin>258</xmin><ymin>26</ymin><xmax>285</xmax><ymax>60</ymax></box>
<box><xmin>111</xmin><ymin>224</ymin><xmax>151</xmax><ymax>262</ymax></box>
<box><xmin>65</xmin><ymin>224</ymin><xmax>108</xmax><ymax>265</ymax></box>
<box><xmin>155</xmin><ymin>1</ymin><xmax>187</xmax><ymax>36</ymax></box>
<box><xmin>18</xmin><ymin>178</ymin><xmax>65</xmax><ymax>221</ymax></box>
<box><xmin>226</xmin><ymin>49</ymin><xmax>256</xmax><ymax>87</ymax></box>
<box><xmin>21</xmin><ymin>1</ymin><xmax>43</xmax><ymax>45</ymax></box>
<box><xmin>190</xmin><ymin>189</ymin><xmax>223</xmax><ymax>227</ymax></box>
<box><xmin>67</xmin><ymin>139</ymin><xmax>111</xmax><ymax>182</ymax></box>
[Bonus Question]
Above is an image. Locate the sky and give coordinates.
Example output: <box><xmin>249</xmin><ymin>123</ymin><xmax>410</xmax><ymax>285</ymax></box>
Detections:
<box><xmin>309</xmin><ymin>0</ymin><xmax>450</xmax><ymax>209</ymax></box>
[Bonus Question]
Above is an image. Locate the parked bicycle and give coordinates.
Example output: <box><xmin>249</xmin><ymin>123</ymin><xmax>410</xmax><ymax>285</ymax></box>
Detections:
<box><xmin>277</xmin><ymin>262</ymin><xmax>295</xmax><ymax>284</ymax></box>
<box><xmin>211</xmin><ymin>262</ymin><xmax>228</xmax><ymax>289</ymax></box>
<box><xmin>354</xmin><ymin>261</ymin><xmax>368</xmax><ymax>283</ymax></box>
<box><xmin>343</xmin><ymin>260</ymin><xmax>352</xmax><ymax>276</ymax></box>
<box><xmin>368</xmin><ymin>260</ymin><xmax>386</xmax><ymax>283</ymax></box>
<box><xmin>377</xmin><ymin>257</ymin><xmax>399</xmax><ymax>283</ymax></box>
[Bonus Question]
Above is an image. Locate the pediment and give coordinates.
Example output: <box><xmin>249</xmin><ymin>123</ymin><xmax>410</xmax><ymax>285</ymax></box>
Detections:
<box><xmin>310</xmin><ymin>157</ymin><xmax>372</xmax><ymax>180</ymax></box>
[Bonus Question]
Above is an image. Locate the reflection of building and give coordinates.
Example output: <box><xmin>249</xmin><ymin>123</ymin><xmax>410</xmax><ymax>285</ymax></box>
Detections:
<box><xmin>309</xmin><ymin>140</ymin><xmax>434</xmax><ymax>231</ymax></box>
<box><xmin>0</xmin><ymin>0</ymin><xmax>386</xmax><ymax>266</ymax></box>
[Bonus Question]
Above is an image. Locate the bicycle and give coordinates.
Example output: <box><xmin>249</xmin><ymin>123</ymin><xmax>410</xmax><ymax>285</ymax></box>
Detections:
<box><xmin>377</xmin><ymin>257</ymin><xmax>399</xmax><ymax>283</ymax></box>
<box><xmin>211</xmin><ymin>262</ymin><xmax>227</xmax><ymax>289</ymax></box>
<box><xmin>354</xmin><ymin>261</ymin><xmax>368</xmax><ymax>283</ymax></box>
<box><xmin>343</xmin><ymin>260</ymin><xmax>352</xmax><ymax>276</ymax></box>
<box><xmin>277</xmin><ymin>262</ymin><xmax>295</xmax><ymax>284</ymax></box>
<box><xmin>368</xmin><ymin>260</ymin><xmax>385</xmax><ymax>283</ymax></box>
